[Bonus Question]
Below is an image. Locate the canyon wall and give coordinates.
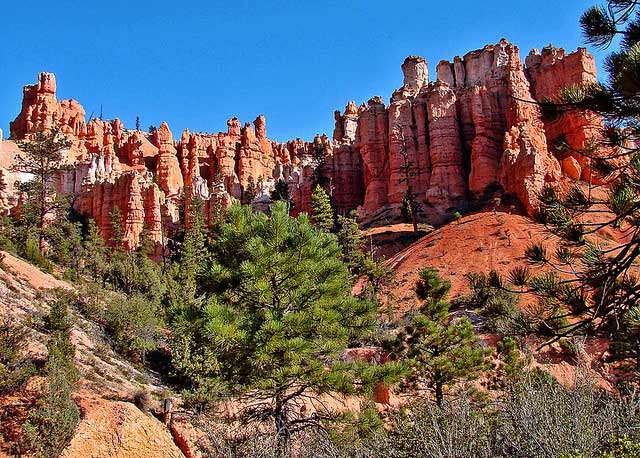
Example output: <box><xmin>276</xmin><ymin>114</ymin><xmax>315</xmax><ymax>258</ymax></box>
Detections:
<box><xmin>1</xmin><ymin>39</ymin><xmax>601</xmax><ymax>250</ymax></box>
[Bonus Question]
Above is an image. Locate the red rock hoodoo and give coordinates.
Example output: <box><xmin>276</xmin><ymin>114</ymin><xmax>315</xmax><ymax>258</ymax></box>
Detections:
<box><xmin>2</xmin><ymin>39</ymin><xmax>602</xmax><ymax>250</ymax></box>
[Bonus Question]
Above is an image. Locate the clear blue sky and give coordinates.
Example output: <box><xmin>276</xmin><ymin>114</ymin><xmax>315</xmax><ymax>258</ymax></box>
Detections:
<box><xmin>0</xmin><ymin>0</ymin><xmax>607</xmax><ymax>142</ymax></box>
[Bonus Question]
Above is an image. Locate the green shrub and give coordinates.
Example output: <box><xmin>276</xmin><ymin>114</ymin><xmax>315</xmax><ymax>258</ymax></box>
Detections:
<box><xmin>23</xmin><ymin>355</ymin><xmax>80</xmax><ymax>457</ymax></box>
<box><xmin>466</xmin><ymin>271</ymin><xmax>532</xmax><ymax>335</ymax></box>
<box><xmin>105</xmin><ymin>294</ymin><xmax>161</xmax><ymax>362</ymax></box>
<box><xmin>559</xmin><ymin>337</ymin><xmax>582</xmax><ymax>359</ymax></box>
<box><xmin>77</xmin><ymin>281</ymin><xmax>107</xmax><ymax>322</ymax></box>
<box><xmin>24</xmin><ymin>292</ymin><xmax>80</xmax><ymax>457</ymax></box>
<box><xmin>598</xmin><ymin>435</ymin><xmax>640</xmax><ymax>458</ymax></box>
<box><xmin>0</xmin><ymin>316</ymin><xmax>36</xmax><ymax>394</ymax></box>
<box><xmin>45</xmin><ymin>291</ymin><xmax>79</xmax><ymax>384</ymax></box>
<box><xmin>23</xmin><ymin>238</ymin><xmax>53</xmax><ymax>273</ymax></box>
<box><xmin>195</xmin><ymin>371</ymin><xmax>640</xmax><ymax>458</ymax></box>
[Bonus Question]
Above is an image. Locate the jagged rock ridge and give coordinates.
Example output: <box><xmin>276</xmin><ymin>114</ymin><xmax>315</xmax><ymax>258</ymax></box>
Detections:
<box><xmin>1</xmin><ymin>39</ymin><xmax>600</xmax><ymax>251</ymax></box>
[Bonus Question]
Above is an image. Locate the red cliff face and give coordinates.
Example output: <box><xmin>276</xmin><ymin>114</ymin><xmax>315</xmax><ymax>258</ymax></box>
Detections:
<box><xmin>10</xmin><ymin>72</ymin><xmax>86</xmax><ymax>140</ymax></box>
<box><xmin>3</xmin><ymin>39</ymin><xmax>601</xmax><ymax>249</ymax></box>
<box><xmin>526</xmin><ymin>46</ymin><xmax>601</xmax><ymax>181</ymax></box>
<box><xmin>332</xmin><ymin>39</ymin><xmax>591</xmax><ymax>220</ymax></box>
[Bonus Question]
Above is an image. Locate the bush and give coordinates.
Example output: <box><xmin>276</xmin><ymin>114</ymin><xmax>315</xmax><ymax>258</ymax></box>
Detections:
<box><xmin>0</xmin><ymin>316</ymin><xmax>36</xmax><ymax>394</ymax></box>
<box><xmin>104</xmin><ymin>294</ymin><xmax>161</xmax><ymax>362</ymax></box>
<box><xmin>559</xmin><ymin>337</ymin><xmax>582</xmax><ymax>359</ymax></box>
<box><xmin>24</xmin><ymin>292</ymin><xmax>80</xmax><ymax>457</ymax></box>
<box><xmin>23</xmin><ymin>355</ymin><xmax>80</xmax><ymax>458</ymax></box>
<box><xmin>23</xmin><ymin>238</ymin><xmax>52</xmax><ymax>273</ymax></box>
<box><xmin>194</xmin><ymin>371</ymin><xmax>640</xmax><ymax>458</ymax></box>
<box><xmin>133</xmin><ymin>388</ymin><xmax>152</xmax><ymax>413</ymax></box>
<box><xmin>105</xmin><ymin>252</ymin><xmax>166</xmax><ymax>305</ymax></box>
<box><xmin>597</xmin><ymin>435</ymin><xmax>640</xmax><ymax>458</ymax></box>
<box><xmin>386</xmin><ymin>395</ymin><xmax>494</xmax><ymax>457</ymax></box>
<box><xmin>77</xmin><ymin>281</ymin><xmax>108</xmax><ymax>322</ymax></box>
<box><xmin>0</xmin><ymin>212</ymin><xmax>20</xmax><ymax>254</ymax></box>
<box><xmin>496</xmin><ymin>372</ymin><xmax>640</xmax><ymax>457</ymax></box>
<box><xmin>466</xmin><ymin>272</ymin><xmax>532</xmax><ymax>335</ymax></box>
<box><xmin>45</xmin><ymin>291</ymin><xmax>79</xmax><ymax>383</ymax></box>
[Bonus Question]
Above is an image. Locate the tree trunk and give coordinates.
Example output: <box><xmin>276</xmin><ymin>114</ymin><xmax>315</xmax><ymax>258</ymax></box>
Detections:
<box><xmin>410</xmin><ymin>199</ymin><xmax>418</xmax><ymax>234</ymax></box>
<box><xmin>435</xmin><ymin>382</ymin><xmax>443</xmax><ymax>408</ymax></box>
<box><xmin>274</xmin><ymin>395</ymin><xmax>289</xmax><ymax>457</ymax></box>
<box><xmin>39</xmin><ymin>180</ymin><xmax>47</xmax><ymax>252</ymax></box>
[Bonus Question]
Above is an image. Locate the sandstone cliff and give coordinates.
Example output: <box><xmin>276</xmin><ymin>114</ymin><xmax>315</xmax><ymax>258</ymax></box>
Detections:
<box><xmin>2</xmin><ymin>39</ymin><xmax>601</xmax><ymax>249</ymax></box>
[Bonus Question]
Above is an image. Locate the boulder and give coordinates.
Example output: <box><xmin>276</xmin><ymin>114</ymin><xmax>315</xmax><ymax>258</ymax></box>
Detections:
<box><xmin>61</xmin><ymin>397</ymin><xmax>185</xmax><ymax>458</ymax></box>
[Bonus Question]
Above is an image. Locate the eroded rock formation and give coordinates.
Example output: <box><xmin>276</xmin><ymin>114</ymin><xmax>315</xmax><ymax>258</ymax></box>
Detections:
<box><xmin>2</xmin><ymin>39</ymin><xmax>601</xmax><ymax>250</ymax></box>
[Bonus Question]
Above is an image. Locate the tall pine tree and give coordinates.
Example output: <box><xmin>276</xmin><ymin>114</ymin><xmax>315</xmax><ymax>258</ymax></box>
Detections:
<box><xmin>310</xmin><ymin>185</ymin><xmax>334</xmax><ymax>232</ymax></box>
<box><xmin>170</xmin><ymin>202</ymin><xmax>400</xmax><ymax>450</ymax></box>
<box><xmin>178</xmin><ymin>196</ymin><xmax>207</xmax><ymax>289</ymax></box>
<box><xmin>393</xmin><ymin>268</ymin><xmax>492</xmax><ymax>407</ymax></box>
<box><xmin>493</xmin><ymin>1</ymin><xmax>640</xmax><ymax>353</ymax></box>
<box><xmin>13</xmin><ymin>128</ymin><xmax>72</xmax><ymax>250</ymax></box>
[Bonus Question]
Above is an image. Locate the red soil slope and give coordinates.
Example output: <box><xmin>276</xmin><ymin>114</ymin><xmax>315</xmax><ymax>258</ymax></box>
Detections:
<box><xmin>383</xmin><ymin>208</ymin><xmax>554</xmax><ymax>310</ymax></box>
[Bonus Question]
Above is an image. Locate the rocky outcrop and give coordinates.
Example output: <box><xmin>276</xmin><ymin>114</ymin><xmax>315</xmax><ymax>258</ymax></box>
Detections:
<box><xmin>3</xmin><ymin>39</ymin><xmax>600</xmax><ymax>249</ymax></box>
<box><xmin>426</xmin><ymin>81</ymin><xmax>466</xmax><ymax>208</ymax></box>
<box><xmin>526</xmin><ymin>46</ymin><xmax>602</xmax><ymax>180</ymax></box>
<box><xmin>500</xmin><ymin>42</ymin><xmax>561</xmax><ymax>214</ymax></box>
<box><xmin>60</xmin><ymin>397</ymin><xmax>185</xmax><ymax>458</ymax></box>
<box><xmin>338</xmin><ymin>39</ymin><xmax>570</xmax><ymax>219</ymax></box>
<box><xmin>153</xmin><ymin>122</ymin><xmax>183</xmax><ymax>197</ymax></box>
<box><xmin>355</xmin><ymin>97</ymin><xmax>390</xmax><ymax>212</ymax></box>
<box><xmin>10</xmin><ymin>72</ymin><xmax>86</xmax><ymax>140</ymax></box>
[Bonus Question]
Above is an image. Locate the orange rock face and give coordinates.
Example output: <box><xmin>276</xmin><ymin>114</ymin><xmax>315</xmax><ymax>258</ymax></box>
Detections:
<box><xmin>333</xmin><ymin>39</ymin><xmax>581</xmax><ymax>220</ymax></box>
<box><xmin>4</xmin><ymin>40</ymin><xmax>600</xmax><ymax>249</ymax></box>
<box><xmin>526</xmin><ymin>46</ymin><xmax>602</xmax><ymax>180</ymax></box>
<box><xmin>10</xmin><ymin>72</ymin><xmax>86</xmax><ymax>140</ymax></box>
<box><xmin>60</xmin><ymin>396</ymin><xmax>185</xmax><ymax>458</ymax></box>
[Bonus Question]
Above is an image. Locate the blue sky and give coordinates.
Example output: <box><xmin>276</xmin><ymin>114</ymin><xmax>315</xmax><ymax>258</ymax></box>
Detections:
<box><xmin>0</xmin><ymin>0</ymin><xmax>607</xmax><ymax>142</ymax></box>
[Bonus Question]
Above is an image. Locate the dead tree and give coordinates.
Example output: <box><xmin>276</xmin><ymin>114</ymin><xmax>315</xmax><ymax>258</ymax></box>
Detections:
<box><xmin>397</xmin><ymin>125</ymin><xmax>419</xmax><ymax>233</ymax></box>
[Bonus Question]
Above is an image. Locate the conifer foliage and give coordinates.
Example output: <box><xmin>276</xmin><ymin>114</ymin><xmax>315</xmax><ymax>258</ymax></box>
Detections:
<box><xmin>310</xmin><ymin>185</ymin><xmax>334</xmax><ymax>232</ymax></box>
<box><xmin>13</xmin><ymin>128</ymin><xmax>72</xmax><ymax>250</ymax></box>
<box><xmin>170</xmin><ymin>202</ymin><xmax>385</xmax><ymax>448</ymax></box>
<box><xmin>24</xmin><ymin>291</ymin><xmax>80</xmax><ymax>458</ymax></box>
<box><xmin>393</xmin><ymin>268</ymin><xmax>492</xmax><ymax>407</ymax></box>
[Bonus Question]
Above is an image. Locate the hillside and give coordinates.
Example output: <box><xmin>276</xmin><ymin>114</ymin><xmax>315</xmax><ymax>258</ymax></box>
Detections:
<box><xmin>0</xmin><ymin>252</ymin><xmax>186</xmax><ymax>457</ymax></box>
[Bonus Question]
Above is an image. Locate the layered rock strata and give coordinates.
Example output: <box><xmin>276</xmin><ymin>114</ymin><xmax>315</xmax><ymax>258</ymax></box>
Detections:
<box><xmin>3</xmin><ymin>39</ymin><xmax>600</xmax><ymax>250</ymax></box>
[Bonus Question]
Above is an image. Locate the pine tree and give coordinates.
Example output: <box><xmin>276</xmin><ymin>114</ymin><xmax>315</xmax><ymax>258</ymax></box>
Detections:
<box><xmin>310</xmin><ymin>185</ymin><xmax>334</xmax><ymax>232</ymax></box>
<box><xmin>311</xmin><ymin>136</ymin><xmax>328</xmax><ymax>188</ymax></box>
<box><xmin>178</xmin><ymin>196</ymin><xmax>207</xmax><ymax>290</ymax></box>
<box><xmin>335</xmin><ymin>211</ymin><xmax>390</xmax><ymax>292</ymax></box>
<box><xmin>336</xmin><ymin>211</ymin><xmax>366</xmax><ymax>275</ymax></box>
<box><xmin>0</xmin><ymin>316</ymin><xmax>35</xmax><ymax>395</ymax></box>
<box><xmin>46</xmin><ymin>213</ymin><xmax>83</xmax><ymax>273</ymax></box>
<box><xmin>394</xmin><ymin>268</ymin><xmax>492</xmax><ymax>407</ymax></box>
<box><xmin>135</xmin><ymin>116</ymin><xmax>141</xmax><ymax>131</ymax></box>
<box><xmin>271</xmin><ymin>179</ymin><xmax>293</xmax><ymax>211</ymax></box>
<box><xmin>491</xmin><ymin>337</ymin><xmax>527</xmax><ymax>389</ymax></box>
<box><xmin>243</xmin><ymin>175</ymin><xmax>256</xmax><ymax>205</ymax></box>
<box><xmin>44</xmin><ymin>291</ymin><xmax>78</xmax><ymax>383</ymax></box>
<box><xmin>13</xmin><ymin>128</ymin><xmax>72</xmax><ymax>250</ymax></box>
<box><xmin>24</xmin><ymin>292</ymin><xmax>79</xmax><ymax>457</ymax></box>
<box><xmin>105</xmin><ymin>294</ymin><xmax>160</xmax><ymax>363</ymax></box>
<box><xmin>170</xmin><ymin>202</ymin><xmax>399</xmax><ymax>449</ymax></box>
<box><xmin>108</xmin><ymin>207</ymin><xmax>124</xmax><ymax>249</ymax></box>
